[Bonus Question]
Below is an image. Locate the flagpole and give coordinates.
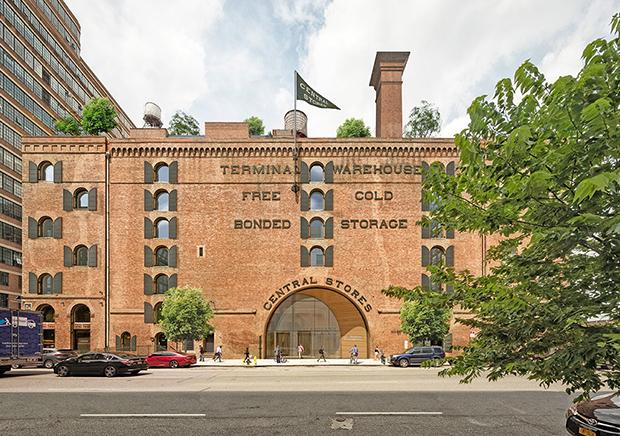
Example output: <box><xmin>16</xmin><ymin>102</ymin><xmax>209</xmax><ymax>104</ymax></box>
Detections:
<box><xmin>292</xmin><ymin>70</ymin><xmax>299</xmax><ymax>202</ymax></box>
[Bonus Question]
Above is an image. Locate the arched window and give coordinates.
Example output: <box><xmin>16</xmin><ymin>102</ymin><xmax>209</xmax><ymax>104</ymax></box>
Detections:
<box><xmin>38</xmin><ymin>274</ymin><xmax>53</xmax><ymax>295</ymax></box>
<box><xmin>155</xmin><ymin>274</ymin><xmax>169</xmax><ymax>294</ymax></box>
<box><xmin>74</xmin><ymin>245</ymin><xmax>88</xmax><ymax>266</ymax></box>
<box><xmin>309</xmin><ymin>163</ymin><xmax>324</xmax><ymax>183</ymax></box>
<box><xmin>38</xmin><ymin>217</ymin><xmax>53</xmax><ymax>237</ymax></box>
<box><xmin>154</xmin><ymin>302</ymin><xmax>163</xmax><ymax>324</ymax></box>
<box><xmin>310</xmin><ymin>247</ymin><xmax>325</xmax><ymax>267</ymax></box>
<box><xmin>430</xmin><ymin>246</ymin><xmax>445</xmax><ymax>265</ymax></box>
<box><xmin>120</xmin><ymin>331</ymin><xmax>131</xmax><ymax>351</ymax></box>
<box><xmin>74</xmin><ymin>189</ymin><xmax>88</xmax><ymax>209</ymax></box>
<box><xmin>155</xmin><ymin>246</ymin><xmax>169</xmax><ymax>266</ymax></box>
<box><xmin>38</xmin><ymin>162</ymin><xmax>54</xmax><ymax>182</ymax></box>
<box><xmin>155</xmin><ymin>163</ymin><xmax>169</xmax><ymax>183</ymax></box>
<box><xmin>155</xmin><ymin>191</ymin><xmax>169</xmax><ymax>211</ymax></box>
<box><xmin>309</xmin><ymin>190</ymin><xmax>324</xmax><ymax>211</ymax></box>
<box><xmin>72</xmin><ymin>304</ymin><xmax>90</xmax><ymax>323</ymax></box>
<box><xmin>309</xmin><ymin>218</ymin><xmax>325</xmax><ymax>239</ymax></box>
<box><xmin>430</xmin><ymin>220</ymin><xmax>443</xmax><ymax>238</ymax></box>
<box><xmin>155</xmin><ymin>219</ymin><xmax>169</xmax><ymax>239</ymax></box>
<box><xmin>38</xmin><ymin>304</ymin><xmax>55</xmax><ymax>322</ymax></box>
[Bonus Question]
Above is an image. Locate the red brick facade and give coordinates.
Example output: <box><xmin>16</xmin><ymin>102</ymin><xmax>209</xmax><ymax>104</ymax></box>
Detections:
<box><xmin>21</xmin><ymin>131</ymin><xmax>486</xmax><ymax>358</ymax></box>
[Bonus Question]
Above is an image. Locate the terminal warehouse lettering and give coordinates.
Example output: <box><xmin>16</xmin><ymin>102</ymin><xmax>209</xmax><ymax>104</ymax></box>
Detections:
<box><xmin>220</xmin><ymin>163</ymin><xmax>422</xmax><ymax>176</ymax></box>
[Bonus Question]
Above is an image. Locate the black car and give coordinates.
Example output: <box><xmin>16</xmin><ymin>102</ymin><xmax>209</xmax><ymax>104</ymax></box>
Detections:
<box><xmin>390</xmin><ymin>346</ymin><xmax>446</xmax><ymax>367</ymax></box>
<box><xmin>566</xmin><ymin>394</ymin><xmax>620</xmax><ymax>436</ymax></box>
<box><xmin>53</xmin><ymin>352</ymin><xmax>148</xmax><ymax>377</ymax></box>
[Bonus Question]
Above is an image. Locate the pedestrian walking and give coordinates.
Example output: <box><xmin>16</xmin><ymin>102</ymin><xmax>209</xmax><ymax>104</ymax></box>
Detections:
<box><xmin>214</xmin><ymin>344</ymin><xmax>222</xmax><ymax>362</ymax></box>
<box><xmin>374</xmin><ymin>347</ymin><xmax>380</xmax><ymax>360</ymax></box>
<box><xmin>199</xmin><ymin>345</ymin><xmax>205</xmax><ymax>362</ymax></box>
<box><xmin>379</xmin><ymin>349</ymin><xmax>386</xmax><ymax>365</ymax></box>
<box><xmin>350</xmin><ymin>344</ymin><xmax>359</xmax><ymax>364</ymax></box>
<box><xmin>317</xmin><ymin>346</ymin><xmax>327</xmax><ymax>362</ymax></box>
<box><xmin>243</xmin><ymin>347</ymin><xmax>251</xmax><ymax>365</ymax></box>
<box><xmin>275</xmin><ymin>344</ymin><xmax>281</xmax><ymax>363</ymax></box>
<box><xmin>297</xmin><ymin>344</ymin><xmax>304</xmax><ymax>359</ymax></box>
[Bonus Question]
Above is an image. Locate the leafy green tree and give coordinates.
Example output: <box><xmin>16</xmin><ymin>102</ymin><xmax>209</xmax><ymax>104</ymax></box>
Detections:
<box><xmin>80</xmin><ymin>97</ymin><xmax>117</xmax><ymax>135</ymax></box>
<box><xmin>168</xmin><ymin>111</ymin><xmax>199</xmax><ymax>135</ymax></box>
<box><xmin>391</xmin><ymin>293</ymin><xmax>450</xmax><ymax>346</ymax></box>
<box><xmin>403</xmin><ymin>100</ymin><xmax>441</xmax><ymax>138</ymax></box>
<box><xmin>159</xmin><ymin>286</ymin><xmax>214</xmax><ymax>351</ymax></box>
<box><xmin>245</xmin><ymin>116</ymin><xmax>265</xmax><ymax>136</ymax></box>
<box><xmin>54</xmin><ymin>115</ymin><xmax>81</xmax><ymax>136</ymax></box>
<box><xmin>386</xmin><ymin>15</ymin><xmax>620</xmax><ymax>399</ymax></box>
<box><xmin>336</xmin><ymin>118</ymin><xmax>371</xmax><ymax>138</ymax></box>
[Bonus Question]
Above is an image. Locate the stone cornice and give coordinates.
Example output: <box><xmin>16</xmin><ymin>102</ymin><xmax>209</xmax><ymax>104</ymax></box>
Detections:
<box><xmin>21</xmin><ymin>136</ymin><xmax>459</xmax><ymax>158</ymax></box>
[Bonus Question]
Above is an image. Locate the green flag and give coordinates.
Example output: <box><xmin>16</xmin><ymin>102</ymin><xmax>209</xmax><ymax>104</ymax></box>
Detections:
<box><xmin>295</xmin><ymin>72</ymin><xmax>340</xmax><ymax>110</ymax></box>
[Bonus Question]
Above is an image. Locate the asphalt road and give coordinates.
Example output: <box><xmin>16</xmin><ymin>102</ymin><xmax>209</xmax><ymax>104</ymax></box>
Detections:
<box><xmin>0</xmin><ymin>366</ymin><xmax>575</xmax><ymax>435</ymax></box>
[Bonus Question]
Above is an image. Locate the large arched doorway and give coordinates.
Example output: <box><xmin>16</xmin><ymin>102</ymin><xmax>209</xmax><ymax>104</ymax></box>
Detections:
<box><xmin>265</xmin><ymin>289</ymin><xmax>368</xmax><ymax>358</ymax></box>
<box><xmin>38</xmin><ymin>304</ymin><xmax>55</xmax><ymax>348</ymax></box>
<box><xmin>71</xmin><ymin>304</ymin><xmax>91</xmax><ymax>352</ymax></box>
<box><xmin>155</xmin><ymin>332</ymin><xmax>167</xmax><ymax>351</ymax></box>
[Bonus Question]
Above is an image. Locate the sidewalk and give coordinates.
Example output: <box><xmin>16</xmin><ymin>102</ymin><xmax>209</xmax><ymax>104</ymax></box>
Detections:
<box><xmin>193</xmin><ymin>358</ymin><xmax>388</xmax><ymax>367</ymax></box>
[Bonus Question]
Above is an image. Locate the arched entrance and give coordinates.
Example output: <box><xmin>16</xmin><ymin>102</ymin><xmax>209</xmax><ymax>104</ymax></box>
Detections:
<box><xmin>265</xmin><ymin>288</ymin><xmax>368</xmax><ymax>358</ymax></box>
<box><xmin>37</xmin><ymin>304</ymin><xmax>55</xmax><ymax>348</ymax></box>
<box><xmin>71</xmin><ymin>304</ymin><xmax>91</xmax><ymax>352</ymax></box>
<box><xmin>155</xmin><ymin>332</ymin><xmax>167</xmax><ymax>351</ymax></box>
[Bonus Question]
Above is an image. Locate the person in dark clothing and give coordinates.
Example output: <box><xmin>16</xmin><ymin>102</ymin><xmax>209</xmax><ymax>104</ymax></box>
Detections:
<box><xmin>317</xmin><ymin>346</ymin><xmax>327</xmax><ymax>362</ymax></box>
<box><xmin>243</xmin><ymin>347</ymin><xmax>251</xmax><ymax>365</ymax></box>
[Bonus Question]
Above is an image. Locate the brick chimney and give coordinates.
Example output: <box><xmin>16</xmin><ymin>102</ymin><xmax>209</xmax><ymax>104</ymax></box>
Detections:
<box><xmin>369</xmin><ymin>51</ymin><xmax>410</xmax><ymax>138</ymax></box>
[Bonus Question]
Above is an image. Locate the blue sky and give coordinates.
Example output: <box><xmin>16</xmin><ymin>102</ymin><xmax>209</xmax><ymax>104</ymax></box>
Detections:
<box><xmin>66</xmin><ymin>0</ymin><xmax>618</xmax><ymax>137</ymax></box>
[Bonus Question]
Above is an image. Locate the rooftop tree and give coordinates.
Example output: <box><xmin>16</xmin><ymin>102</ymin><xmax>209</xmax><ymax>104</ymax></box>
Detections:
<box><xmin>245</xmin><ymin>116</ymin><xmax>265</xmax><ymax>136</ymax></box>
<box><xmin>403</xmin><ymin>100</ymin><xmax>441</xmax><ymax>138</ymax></box>
<box><xmin>168</xmin><ymin>111</ymin><xmax>200</xmax><ymax>136</ymax></box>
<box><xmin>336</xmin><ymin>118</ymin><xmax>371</xmax><ymax>138</ymax></box>
<box><xmin>385</xmin><ymin>14</ymin><xmax>620</xmax><ymax>399</ymax></box>
<box><xmin>80</xmin><ymin>97</ymin><xmax>117</xmax><ymax>135</ymax></box>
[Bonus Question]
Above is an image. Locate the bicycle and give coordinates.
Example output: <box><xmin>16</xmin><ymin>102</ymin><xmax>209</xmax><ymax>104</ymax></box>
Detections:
<box><xmin>349</xmin><ymin>353</ymin><xmax>359</xmax><ymax>365</ymax></box>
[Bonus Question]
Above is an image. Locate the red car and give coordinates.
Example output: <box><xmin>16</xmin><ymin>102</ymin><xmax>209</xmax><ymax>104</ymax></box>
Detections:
<box><xmin>145</xmin><ymin>351</ymin><xmax>196</xmax><ymax>368</ymax></box>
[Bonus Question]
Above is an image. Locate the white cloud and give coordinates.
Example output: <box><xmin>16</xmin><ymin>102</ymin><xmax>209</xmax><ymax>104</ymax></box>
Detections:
<box><xmin>299</xmin><ymin>0</ymin><xmax>618</xmax><ymax>137</ymax></box>
<box><xmin>66</xmin><ymin>0</ymin><xmax>224</xmax><ymax>130</ymax></box>
<box><xmin>65</xmin><ymin>0</ymin><xmax>617</xmax><ymax>137</ymax></box>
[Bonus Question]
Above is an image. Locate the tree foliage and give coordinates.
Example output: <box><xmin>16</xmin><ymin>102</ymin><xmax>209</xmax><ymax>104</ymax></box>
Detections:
<box><xmin>336</xmin><ymin>118</ymin><xmax>371</xmax><ymax>138</ymax></box>
<box><xmin>403</xmin><ymin>100</ymin><xmax>441</xmax><ymax>138</ymax></box>
<box><xmin>245</xmin><ymin>116</ymin><xmax>265</xmax><ymax>136</ymax></box>
<box><xmin>387</xmin><ymin>15</ymin><xmax>620</xmax><ymax>399</ymax></box>
<box><xmin>387</xmin><ymin>288</ymin><xmax>451</xmax><ymax>345</ymax></box>
<box><xmin>80</xmin><ymin>97</ymin><xmax>117</xmax><ymax>135</ymax></box>
<box><xmin>159</xmin><ymin>286</ymin><xmax>214</xmax><ymax>345</ymax></box>
<box><xmin>54</xmin><ymin>116</ymin><xmax>81</xmax><ymax>136</ymax></box>
<box><xmin>168</xmin><ymin>111</ymin><xmax>199</xmax><ymax>136</ymax></box>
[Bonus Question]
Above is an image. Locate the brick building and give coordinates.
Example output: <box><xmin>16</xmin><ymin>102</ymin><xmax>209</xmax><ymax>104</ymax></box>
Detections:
<box><xmin>22</xmin><ymin>52</ymin><xmax>485</xmax><ymax>357</ymax></box>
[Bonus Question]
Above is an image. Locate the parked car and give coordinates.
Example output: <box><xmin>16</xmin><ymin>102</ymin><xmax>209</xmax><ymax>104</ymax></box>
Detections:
<box><xmin>390</xmin><ymin>346</ymin><xmax>446</xmax><ymax>367</ymax></box>
<box><xmin>145</xmin><ymin>351</ymin><xmax>197</xmax><ymax>368</ymax></box>
<box><xmin>566</xmin><ymin>393</ymin><xmax>620</xmax><ymax>436</ymax></box>
<box><xmin>53</xmin><ymin>352</ymin><xmax>147</xmax><ymax>377</ymax></box>
<box><xmin>12</xmin><ymin>348</ymin><xmax>77</xmax><ymax>369</ymax></box>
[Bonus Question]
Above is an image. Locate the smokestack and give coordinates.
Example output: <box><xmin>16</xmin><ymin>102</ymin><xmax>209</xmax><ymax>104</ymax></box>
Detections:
<box><xmin>369</xmin><ymin>52</ymin><xmax>409</xmax><ymax>138</ymax></box>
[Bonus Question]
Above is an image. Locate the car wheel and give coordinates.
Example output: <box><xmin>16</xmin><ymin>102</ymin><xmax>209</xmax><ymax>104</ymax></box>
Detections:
<box><xmin>399</xmin><ymin>359</ymin><xmax>409</xmax><ymax>368</ymax></box>
<box><xmin>169</xmin><ymin>360</ymin><xmax>179</xmax><ymax>368</ymax></box>
<box><xmin>11</xmin><ymin>364</ymin><xmax>21</xmax><ymax>369</ymax></box>
<box><xmin>103</xmin><ymin>365</ymin><xmax>117</xmax><ymax>378</ymax></box>
<box><xmin>57</xmin><ymin>365</ymin><xmax>69</xmax><ymax>377</ymax></box>
<box><xmin>44</xmin><ymin>360</ymin><xmax>54</xmax><ymax>369</ymax></box>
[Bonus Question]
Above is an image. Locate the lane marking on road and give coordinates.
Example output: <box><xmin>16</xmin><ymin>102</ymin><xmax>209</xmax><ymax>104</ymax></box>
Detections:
<box><xmin>336</xmin><ymin>412</ymin><xmax>443</xmax><ymax>416</ymax></box>
<box><xmin>80</xmin><ymin>414</ymin><xmax>206</xmax><ymax>418</ymax></box>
